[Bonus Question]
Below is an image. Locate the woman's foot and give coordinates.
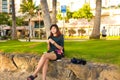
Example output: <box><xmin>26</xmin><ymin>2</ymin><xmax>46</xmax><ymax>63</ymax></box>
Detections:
<box><xmin>27</xmin><ymin>75</ymin><xmax>37</xmax><ymax>80</ymax></box>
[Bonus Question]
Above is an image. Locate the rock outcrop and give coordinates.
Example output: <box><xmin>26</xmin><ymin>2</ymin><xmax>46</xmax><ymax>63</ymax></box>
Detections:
<box><xmin>0</xmin><ymin>53</ymin><xmax>120</xmax><ymax>80</ymax></box>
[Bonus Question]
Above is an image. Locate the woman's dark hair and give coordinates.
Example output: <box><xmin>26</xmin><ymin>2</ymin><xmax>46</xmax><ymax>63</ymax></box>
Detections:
<box><xmin>50</xmin><ymin>24</ymin><xmax>61</xmax><ymax>37</ymax></box>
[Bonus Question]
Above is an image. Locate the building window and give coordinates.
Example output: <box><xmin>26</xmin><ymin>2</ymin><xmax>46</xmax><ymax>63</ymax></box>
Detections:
<box><xmin>34</xmin><ymin>21</ymin><xmax>39</xmax><ymax>28</ymax></box>
<box><xmin>2</xmin><ymin>9</ymin><xmax>8</xmax><ymax>12</ymax></box>
<box><xmin>34</xmin><ymin>21</ymin><xmax>44</xmax><ymax>28</ymax></box>
<box><xmin>2</xmin><ymin>5</ymin><xmax>7</xmax><ymax>9</ymax></box>
<box><xmin>2</xmin><ymin>0</ymin><xmax>7</xmax><ymax>13</ymax></box>
<box><xmin>2</xmin><ymin>1</ymin><xmax>7</xmax><ymax>5</ymax></box>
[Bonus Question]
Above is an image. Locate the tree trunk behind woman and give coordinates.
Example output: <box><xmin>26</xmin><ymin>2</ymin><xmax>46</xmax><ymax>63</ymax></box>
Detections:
<box><xmin>90</xmin><ymin>0</ymin><xmax>102</xmax><ymax>39</ymax></box>
<box><xmin>52</xmin><ymin>0</ymin><xmax>57</xmax><ymax>24</ymax></box>
<box><xmin>40</xmin><ymin>0</ymin><xmax>51</xmax><ymax>38</ymax></box>
<box><xmin>11</xmin><ymin>0</ymin><xmax>17</xmax><ymax>40</ymax></box>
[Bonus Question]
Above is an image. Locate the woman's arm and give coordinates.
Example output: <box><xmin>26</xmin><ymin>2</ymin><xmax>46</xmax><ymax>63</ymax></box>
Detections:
<box><xmin>47</xmin><ymin>40</ymin><xmax>50</xmax><ymax>50</ymax></box>
<box><xmin>48</xmin><ymin>38</ymin><xmax>63</xmax><ymax>50</ymax></box>
<box><xmin>53</xmin><ymin>42</ymin><xmax>63</xmax><ymax>50</ymax></box>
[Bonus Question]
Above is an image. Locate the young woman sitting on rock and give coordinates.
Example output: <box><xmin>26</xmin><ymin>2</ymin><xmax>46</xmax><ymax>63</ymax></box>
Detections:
<box><xmin>27</xmin><ymin>24</ymin><xmax>64</xmax><ymax>80</ymax></box>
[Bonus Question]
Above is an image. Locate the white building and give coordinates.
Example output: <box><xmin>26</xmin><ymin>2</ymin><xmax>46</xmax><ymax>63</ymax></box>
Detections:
<box><xmin>0</xmin><ymin>0</ymin><xmax>23</xmax><ymax>16</ymax></box>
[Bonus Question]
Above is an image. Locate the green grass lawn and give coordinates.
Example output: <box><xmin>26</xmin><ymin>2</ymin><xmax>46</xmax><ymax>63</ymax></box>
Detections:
<box><xmin>0</xmin><ymin>40</ymin><xmax>120</xmax><ymax>66</ymax></box>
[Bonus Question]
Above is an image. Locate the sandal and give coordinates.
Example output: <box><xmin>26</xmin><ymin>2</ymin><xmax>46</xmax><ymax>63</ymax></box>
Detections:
<box><xmin>27</xmin><ymin>75</ymin><xmax>37</xmax><ymax>80</ymax></box>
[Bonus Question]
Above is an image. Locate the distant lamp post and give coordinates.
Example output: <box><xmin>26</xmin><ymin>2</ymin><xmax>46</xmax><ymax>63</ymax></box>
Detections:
<box><xmin>28</xmin><ymin>18</ymin><xmax>31</xmax><ymax>42</ymax></box>
<box><xmin>0</xmin><ymin>26</ymin><xmax>3</xmax><ymax>36</ymax></box>
<box><xmin>37</xmin><ymin>10</ymin><xmax>42</xmax><ymax>39</ymax></box>
<box><xmin>61</xmin><ymin>5</ymin><xmax>66</xmax><ymax>35</ymax></box>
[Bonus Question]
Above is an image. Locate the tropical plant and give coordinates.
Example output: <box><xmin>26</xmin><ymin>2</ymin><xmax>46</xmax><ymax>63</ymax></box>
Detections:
<box><xmin>78</xmin><ymin>28</ymin><xmax>86</xmax><ymax>36</ymax></box>
<box><xmin>118</xmin><ymin>4</ymin><xmax>120</xmax><ymax>8</ymax></box>
<box><xmin>65</xmin><ymin>9</ymin><xmax>73</xmax><ymax>22</ymax></box>
<box><xmin>16</xmin><ymin>17</ymin><xmax>25</xmax><ymax>26</ymax></box>
<box><xmin>57</xmin><ymin>3</ymin><xmax>93</xmax><ymax>22</ymax></box>
<box><xmin>0</xmin><ymin>13</ymin><xmax>10</xmax><ymax>25</ymax></box>
<box><xmin>72</xmin><ymin>3</ymin><xmax>93</xmax><ymax>21</ymax></box>
<box><xmin>0</xmin><ymin>13</ymin><xmax>24</xmax><ymax>27</ymax></box>
<box><xmin>57</xmin><ymin>8</ymin><xmax>73</xmax><ymax>22</ymax></box>
<box><xmin>57</xmin><ymin>13</ymin><xmax>62</xmax><ymax>20</ymax></box>
<box><xmin>19</xmin><ymin>0</ymin><xmax>38</xmax><ymax>39</ymax></box>
<box><xmin>8</xmin><ymin>17</ymin><xmax>25</xmax><ymax>26</ymax></box>
<box><xmin>68</xmin><ymin>28</ymin><xmax>76</xmax><ymax>36</ymax></box>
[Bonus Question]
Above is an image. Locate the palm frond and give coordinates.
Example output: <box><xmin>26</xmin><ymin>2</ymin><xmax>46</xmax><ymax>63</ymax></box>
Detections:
<box><xmin>19</xmin><ymin>0</ymin><xmax>39</xmax><ymax>17</ymax></box>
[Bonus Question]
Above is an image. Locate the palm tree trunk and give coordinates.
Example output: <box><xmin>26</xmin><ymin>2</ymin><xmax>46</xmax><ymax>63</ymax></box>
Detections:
<box><xmin>52</xmin><ymin>0</ymin><xmax>57</xmax><ymax>24</ymax></box>
<box><xmin>89</xmin><ymin>0</ymin><xmax>102</xmax><ymax>39</ymax></box>
<box><xmin>40</xmin><ymin>0</ymin><xmax>51</xmax><ymax>38</ymax></box>
<box><xmin>11</xmin><ymin>0</ymin><xmax>17</xmax><ymax>40</ymax></box>
<box><xmin>28</xmin><ymin>18</ymin><xmax>31</xmax><ymax>42</ymax></box>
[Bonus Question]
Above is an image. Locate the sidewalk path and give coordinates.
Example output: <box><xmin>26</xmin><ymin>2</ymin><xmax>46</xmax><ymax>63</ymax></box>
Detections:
<box><xmin>19</xmin><ymin>39</ymin><xmax>47</xmax><ymax>42</ymax></box>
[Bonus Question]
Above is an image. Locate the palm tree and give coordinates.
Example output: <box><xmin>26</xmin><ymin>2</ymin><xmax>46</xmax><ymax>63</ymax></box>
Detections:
<box><xmin>40</xmin><ymin>0</ymin><xmax>51</xmax><ymax>38</ymax></box>
<box><xmin>19</xmin><ymin>0</ymin><xmax>38</xmax><ymax>40</ymax></box>
<box><xmin>90</xmin><ymin>0</ymin><xmax>102</xmax><ymax>39</ymax></box>
<box><xmin>11</xmin><ymin>0</ymin><xmax>17</xmax><ymax>40</ymax></box>
<box><xmin>52</xmin><ymin>0</ymin><xmax>57</xmax><ymax>24</ymax></box>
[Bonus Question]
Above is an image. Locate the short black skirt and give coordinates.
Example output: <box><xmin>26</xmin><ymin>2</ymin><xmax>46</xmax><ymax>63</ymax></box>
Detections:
<box><xmin>47</xmin><ymin>51</ymin><xmax>64</xmax><ymax>60</ymax></box>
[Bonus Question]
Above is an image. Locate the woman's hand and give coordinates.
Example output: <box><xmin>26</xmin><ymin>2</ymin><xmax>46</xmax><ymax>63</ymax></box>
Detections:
<box><xmin>47</xmin><ymin>40</ymin><xmax>50</xmax><ymax>44</ymax></box>
<box><xmin>48</xmin><ymin>38</ymin><xmax>63</xmax><ymax>50</ymax></box>
<box><xmin>48</xmin><ymin>38</ymin><xmax>55</xmax><ymax>44</ymax></box>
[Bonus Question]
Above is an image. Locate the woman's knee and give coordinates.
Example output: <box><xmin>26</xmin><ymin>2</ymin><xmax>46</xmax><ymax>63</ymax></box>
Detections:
<box><xmin>41</xmin><ymin>53</ymin><xmax>49</xmax><ymax>59</ymax></box>
<box><xmin>41</xmin><ymin>53</ymin><xmax>56</xmax><ymax>60</ymax></box>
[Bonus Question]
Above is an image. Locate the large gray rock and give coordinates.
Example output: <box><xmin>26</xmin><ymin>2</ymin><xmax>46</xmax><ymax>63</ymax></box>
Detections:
<box><xmin>0</xmin><ymin>53</ymin><xmax>120</xmax><ymax>80</ymax></box>
<box><xmin>0</xmin><ymin>53</ymin><xmax>17</xmax><ymax>72</ymax></box>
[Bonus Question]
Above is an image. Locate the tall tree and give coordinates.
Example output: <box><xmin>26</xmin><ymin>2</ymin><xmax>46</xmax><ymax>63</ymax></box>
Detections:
<box><xmin>40</xmin><ymin>0</ymin><xmax>51</xmax><ymax>38</ymax></box>
<box><xmin>90</xmin><ymin>0</ymin><xmax>102</xmax><ymax>39</ymax></box>
<box><xmin>20</xmin><ymin>0</ymin><xmax>38</xmax><ymax>39</ymax></box>
<box><xmin>72</xmin><ymin>3</ymin><xmax>93</xmax><ymax>21</ymax></box>
<box><xmin>11</xmin><ymin>0</ymin><xmax>17</xmax><ymax>40</ymax></box>
<box><xmin>0</xmin><ymin>13</ymin><xmax>25</xmax><ymax>27</ymax></box>
<box><xmin>52</xmin><ymin>0</ymin><xmax>57</xmax><ymax>24</ymax></box>
<box><xmin>0</xmin><ymin>13</ymin><xmax>10</xmax><ymax>25</ymax></box>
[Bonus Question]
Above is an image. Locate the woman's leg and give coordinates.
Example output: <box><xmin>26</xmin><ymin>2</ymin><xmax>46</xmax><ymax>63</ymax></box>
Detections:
<box><xmin>32</xmin><ymin>53</ymin><xmax>57</xmax><ymax>78</ymax></box>
<box><xmin>42</xmin><ymin>59</ymin><xmax>49</xmax><ymax>80</ymax></box>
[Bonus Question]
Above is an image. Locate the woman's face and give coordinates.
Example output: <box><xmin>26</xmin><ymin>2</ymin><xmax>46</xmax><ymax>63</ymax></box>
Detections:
<box><xmin>51</xmin><ymin>26</ymin><xmax>57</xmax><ymax>34</ymax></box>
